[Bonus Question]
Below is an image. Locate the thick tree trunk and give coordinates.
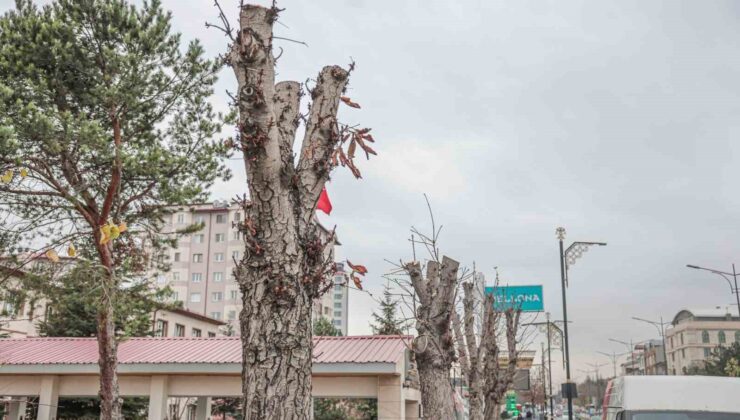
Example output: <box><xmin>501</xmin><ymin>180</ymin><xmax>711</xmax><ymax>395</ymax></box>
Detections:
<box><xmin>239</xmin><ymin>271</ymin><xmax>313</xmax><ymax>418</ymax></box>
<box><xmin>406</xmin><ymin>257</ymin><xmax>459</xmax><ymax>420</ymax></box>
<box><xmin>228</xmin><ymin>4</ymin><xmax>353</xmax><ymax>419</ymax></box>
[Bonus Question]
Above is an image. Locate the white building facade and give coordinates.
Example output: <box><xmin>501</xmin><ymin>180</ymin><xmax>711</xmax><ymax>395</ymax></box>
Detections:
<box><xmin>331</xmin><ymin>262</ymin><xmax>349</xmax><ymax>335</ymax></box>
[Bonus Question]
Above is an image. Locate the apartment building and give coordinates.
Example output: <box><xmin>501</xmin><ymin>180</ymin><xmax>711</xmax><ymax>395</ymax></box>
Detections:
<box><xmin>160</xmin><ymin>201</ymin><xmax>339</xmax><ymax>331</ymax></box>
<box><xmin>665</xmin><ymin>307</ymin><xmax>740</xmax><ymax>375</ymax></box>
<box><xmin>331</xmin><ymin>263</ymin><xmax>349</xmax><ymax>335</ymax></box>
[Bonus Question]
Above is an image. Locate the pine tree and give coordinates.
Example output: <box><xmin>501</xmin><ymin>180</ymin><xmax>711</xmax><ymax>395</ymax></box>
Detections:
<box><xmin>313</xmin><ymin>316</ymin><xmax>342</xmax><ymax>337</ymax></box>
<box><xmin>0</xmin><ymin>1</ymin><xmax>230</xmax><ymax>418</ymax></box>
<box><xmin>371</xmin><ymin>285</ymin><xmax>407</xmax><ymax>335</ymax></box>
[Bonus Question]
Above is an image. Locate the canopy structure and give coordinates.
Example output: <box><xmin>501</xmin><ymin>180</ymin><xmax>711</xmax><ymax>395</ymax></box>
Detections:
<box><xmin>0</xmin><ymin>335</ymin><xmax>421</xmax><ymax>420</ymax></box>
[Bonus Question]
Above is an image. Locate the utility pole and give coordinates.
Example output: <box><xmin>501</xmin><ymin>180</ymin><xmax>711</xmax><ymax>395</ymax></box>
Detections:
<box><xmin>632</xmin><ymin>316</ymin><xmax>670</xmax><ymax>375</ymax></box>
<box><xmin>597</xmin><ymin>350</ymin><xmax>628</xmax><ymax>378</ymax></box>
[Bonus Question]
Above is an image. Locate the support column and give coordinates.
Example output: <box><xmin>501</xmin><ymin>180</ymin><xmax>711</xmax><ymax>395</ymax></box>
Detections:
<box><xmin>195</xmin><ymin>396</ymin><xmax>211</xmax><ymax>420</ymax></box>
<box><xmin>148</xmin><ymin>376</ymin><xmax>169</xmax><ymax>420</ymax></box>
<box><xmin>377</xmin><ymin>376</ymin><xmax>404</xmax><ymax>420</ymax></box>
<box><xmin>36</xmin><ymin>376</ymin><xmax>59</xmax><ymax>420</ymax></box>
<box><xmin>8</xmin><ymin>397</ymin><xmax>27</xmax><ymax>420</ymax></box>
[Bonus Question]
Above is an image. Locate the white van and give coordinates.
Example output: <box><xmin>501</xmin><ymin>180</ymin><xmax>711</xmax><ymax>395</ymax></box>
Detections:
<box><xmin>602</xmin><ymin>376</ymin><xmax>740</xmax><ymax>420</ymax></box>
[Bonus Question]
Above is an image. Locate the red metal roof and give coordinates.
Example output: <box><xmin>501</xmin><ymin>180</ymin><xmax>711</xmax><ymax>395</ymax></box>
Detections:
<box><xmin>0</xmin><ymin>335</ymin><xmax>411</xmax><ymax>365</ymax></box>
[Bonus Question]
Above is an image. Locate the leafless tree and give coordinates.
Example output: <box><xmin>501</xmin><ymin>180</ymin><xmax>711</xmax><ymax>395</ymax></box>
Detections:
<box><xmin>215</xmin><ymin>2</ymin><xmax>376</xmax><ymax>419</ymax></box>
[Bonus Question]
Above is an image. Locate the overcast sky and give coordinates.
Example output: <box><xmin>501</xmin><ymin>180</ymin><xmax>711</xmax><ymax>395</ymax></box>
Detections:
<box><xmin>5</xmin><ymin>0</ymin><xmax>740</xmax><ymax>383</ymax></box>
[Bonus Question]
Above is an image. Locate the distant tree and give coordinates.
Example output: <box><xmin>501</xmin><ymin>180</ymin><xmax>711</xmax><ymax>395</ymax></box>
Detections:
<box><xmin>689</xmin><ymin>342</ymin><xmax>740</xmax><ymax>377</ymax></box>
<box><xmin>313</xmin><ymin>316</ymin><xmax>342</xmax><ymax>336</ymax></box>
<box><xmin>0</xmin><ymin>0</ymin><xmax>230</xmax><ymax>417</ymax></box>
<box><xmin>370</xmin><ymin>285</ymin><xmax>407</xmax><ymax>335</ymax></box>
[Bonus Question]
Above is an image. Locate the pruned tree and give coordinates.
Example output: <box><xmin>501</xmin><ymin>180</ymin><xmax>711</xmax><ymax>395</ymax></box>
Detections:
<box><xmin>482</xmin><ymin>306</ymin><xmax>521</xmax><ymax>419</ymax></box>
<box><xmin>454</xmin><ymin>281</ymin><xmax>523</xmax><ymax>420</ymax></box>
<box><xmin>404</xmin><ymin>255</ymin><xmax>460</xmax><ymax>419</ymax></box>
<box><xmin>0</xmin><ymin>1</ymin><xmax>230</xmax><ymax>418</ymax></box>
<box><xmin>216</xmin><ymin>3</ymin><xmax>376</xmax><ymax>418</ymax></box>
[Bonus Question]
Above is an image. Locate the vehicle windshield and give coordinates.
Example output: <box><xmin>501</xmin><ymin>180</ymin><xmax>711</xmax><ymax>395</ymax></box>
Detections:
<box><xmin>628</xmin><ymin>412</ymin><xmax>738</xmax><ymax>420</ymax></box>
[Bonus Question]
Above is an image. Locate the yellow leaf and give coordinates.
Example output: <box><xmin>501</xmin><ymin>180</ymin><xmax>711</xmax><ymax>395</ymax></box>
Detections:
<box><xmin>19</xmin><ymin>168</ymin><xmax>28</xmax><ymax>178</ymax></box>
<box><xmin>1</xmin><ymin>170</ymin><xmax>12</xmax><ymax>184</ymax></box>
<box><xmin>117</xmin><ymin>222</ymin><xmax>127</xmax><ymax>233</ymax></box>
<box><xmin>109</xmin><ymin>224</ymin><xmax>120</xmax><ymax>240</ymax></box>
<box><xmin>67</xmin><ymin>244</ymin><xmax>77</xmax><ymax>257</ymax></box>
<box><xmin>45</xmin><ymin>249</ymin><xmax>60</xmax><ymax>263</ymax></box>
<box><xmin>100</xmin><ymin>224</ymin><xmax>112</xmax><ymax>244</ymax></box>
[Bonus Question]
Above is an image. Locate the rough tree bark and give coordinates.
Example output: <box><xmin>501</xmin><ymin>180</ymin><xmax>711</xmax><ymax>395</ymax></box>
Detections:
<box><xmin>405</xmin><ymin>257</ymin><xmax>459</xmax><ymax>420</ymax></box>
<box><xmin>227</xmin><ymin>4</ymin><xmax>369</xmax><ymax>419</ymax></box>
<box><xmin>482</xmin><ymin>308</ymin><xmax>521</xmax><ymax>420</ymax></box>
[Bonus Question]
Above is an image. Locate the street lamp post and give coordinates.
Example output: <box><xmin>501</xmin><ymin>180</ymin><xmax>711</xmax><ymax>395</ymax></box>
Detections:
<box><xmin>556</xmin><ymin>227</ymin><xmax>606</xmax><ymax>420</ymax></box>
<box><xmin>525</xmin><ymin>313</ymin><xmax>564</xmax><ymax>418</ymax></box>
<box><xmin>686</xmin><ymin>264</ymin><xmax>740</xmax><ymax>318</ymax></box>
<box><xmin>597</xmin><ymin>350</ymin><xmax>629</xmax><ymax>379</ymax></box>
<box><xmin>632</xmin><ymin>316</ymin><xmax>670</xmax><ymax>375</ymax></box>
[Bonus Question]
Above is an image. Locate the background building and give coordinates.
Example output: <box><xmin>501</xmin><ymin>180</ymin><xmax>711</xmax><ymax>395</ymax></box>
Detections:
<box><xmin>665</xmin><ymin>307</ymin><xmax>740</xmax><ymax>375</ymax></box>
<box><xmin>331</xmin><ymin>262</ymin><xmax>349</xmax><ymax>335</ymax></box>
<box><xmin>160</xmin><ymin>202</ymin><xmax>339</xmax><ymax>332</ymax></box>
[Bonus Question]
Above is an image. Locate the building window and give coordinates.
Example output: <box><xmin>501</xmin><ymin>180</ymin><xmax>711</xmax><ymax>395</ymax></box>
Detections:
<box><xmin>681</xmin><ymin>348</ymin><xmax>685</xmax><ymax>358</ymax></box>
<box><xmin>210</xmin><ymin>312</ymin><xmax>221</xmax><ymax>320</ymax></box>
<box><xmin>172</xmin><ymin>272</ymin><xmax>180</xmax><ymax>282</ymax></box>
<box><xmin>195</xmin><ymin>215</ymin><xmax>205</xmax><ymax>224</ymax></box>
<box><xmin>334</xmin><ymin>302</ymin><xmax>341</xmax><ymax>308</ymax></box>
<box><xmin>228</xmin><ymin>310</ymin><xmax>237</xmax><ymax>321</ymax></box>
<box><xmin>192</xmin><ymin>273</ymin><xmax>202</xmax><ymax>283</ymax></box>
<box><xmin>680</xmin><ymin>333</ymin><xmax>684</xmax><ymax>345</ymax></box>
<box><xmin>215</xmin><ymin>233</ymin><xmax>225</xmax><ymax>243</ymax></box>
<box><xmin>736</xmin><ymin>331</ymin><xmax>740</xmax><ymax>343</ymax></box>
<box><xmin>192</xmin><ymin>253</ymin><xmax>203</xmax><ymax>263</ymax></box>
<box><xmin>332</xmin><ymin>320</ymin><xmax>341</xmax><ymax>326</ymax></box>
<box><xmin>234</xmin><ymin>212</ymin><xmax>241</xmax><ymax>222</ymax></box>
<box><xmin>171</xmin><ymin>292</ymin><xmax>179</xmax><ymax>302</ymax></box>
<box><xmin>214</xmin><ymin>253</ymin><xmax>224</xmax><ymax>262</ymax></box>
<box><xmin>156</xmin><ymin>275</ymin><xmax>166</xmax><ymax>285</ymax></box>
<box><xmin>193</xmin><ymin>234</ymin><xmax>205</xmax><ymax>244</ymax></box>
<box><xmin>324</xmin><ymin>307</ymin><xmax>331</xmax><ymax>315</ymax></box>
<box><xmin>671</xmin><ymin>353</ymin><xmax>675</xmax><ymax>362</ymax></box>
<box><xmin>177</xmin><ymin>214</ymin><xmax>185</xmax><ymax>224</ymax></box>
<box><xmin>232</xmin><ymin>251</ymin><xmax>240</xmax><ymax>260</ymax></box>
<box><xmin>216</xmin><ymin>214</ymin><xmax>227</xmax><ymax>224</ymax></box>
<box><xmin>174</xmin><ymin>252</ymin><xmax>180</xmax><ymax>262</ymax></box>
<box><xmin>334</xmin><ymin>294</ymin><xmax>342</xmax><ymax>300</ymax></box>
<box><xmin>192</xmin><ymin>328</ymin><xmax>202</xmax><ymax>337</ymax></box>
<box><xmin>155</xmin><ymin>320</ymin><xmax>168</xmax><ymax>337</ymax></box>
<box><xmin>719</xmin><ymin>331</ymin><xmax>726</xmax><ymax>344</ymax></box>
<box><xmin>213</xmin><ymin>272</ymin><xmax>223</xmax><ymax>282</ymax></box>
<box><xmin>190</xmin><ymin>293</ymin><xmax>201</xmax><ymax>303</ymax></box>
<box><xmin>212</xmin><ymin>292</ymin><xmax>223</xmax><ymax>302</ymax></box>
<box><xmin>174</xmin><ymin>324</ymin><xmax>185</xmax><ymax>337</ymax></box>
<box><xmin>334</xmin><ymin>311</ymin><xmax>341</xmax><ymax>317</ymax></box>
<box><xmin>232</xmin><ymin>231</ymin><xmax>241</xmax><ymax>240</ymax></box>
<box><xmin>208</xmin><ymin>332</ymin><xmax>216</xmax><ymax>337</ymax></box>
<box><xmin>704</xmin><ymin>348</ymin><xmax>711</xmax><ymax>357</ymax></box>
<box><xmin>230</xmin><ymin>290</ymin><xmax>239</xmax><ymax>300</ymax></box>
<box><xmin>702</xmin><ymin>330</ymin><xmax>710</xmax><ymax>344</ymax></box>
<box><xmin>670</xmin><ymin>336</ymin><xmax>673</xmax><ymax>348</ymax></box>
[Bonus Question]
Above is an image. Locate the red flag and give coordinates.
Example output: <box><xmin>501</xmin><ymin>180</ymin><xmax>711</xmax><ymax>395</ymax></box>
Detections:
<box><xmin>317</xmin><ymin>187</ymin><xmax>332</xmax><ymax>215</ymax></box>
